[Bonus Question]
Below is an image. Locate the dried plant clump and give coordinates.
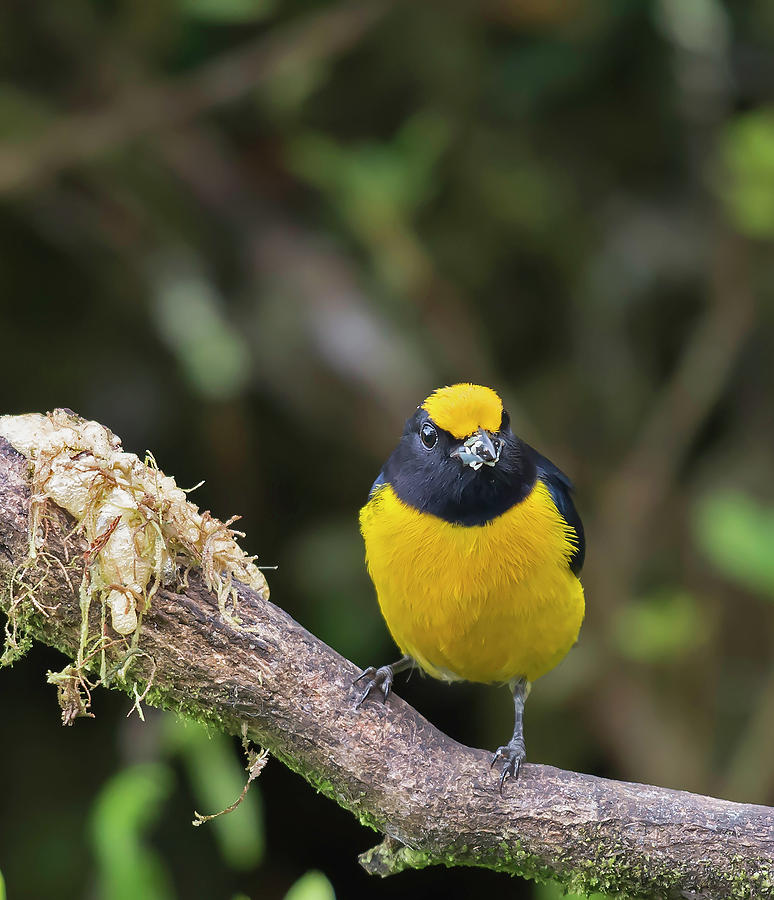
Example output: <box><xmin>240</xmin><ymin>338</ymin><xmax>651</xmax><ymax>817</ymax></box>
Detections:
<box><xmin>0</xmin><ymin>409</ymin><xmax>270</xmax><ymax>658</ymax></box>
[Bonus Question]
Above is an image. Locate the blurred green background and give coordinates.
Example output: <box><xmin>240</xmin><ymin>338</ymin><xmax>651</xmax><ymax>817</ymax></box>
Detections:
<box><xmin>1</xmin><ymin>0</ymin><xmax>774</xmax><ymax>898</ymax></box>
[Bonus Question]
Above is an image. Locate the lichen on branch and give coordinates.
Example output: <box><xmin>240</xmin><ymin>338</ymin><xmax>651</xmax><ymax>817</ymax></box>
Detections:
<box><xmin>0</xmin><ymin>409</ymin><xmax>270</xmax><ymax>717</ymax></box>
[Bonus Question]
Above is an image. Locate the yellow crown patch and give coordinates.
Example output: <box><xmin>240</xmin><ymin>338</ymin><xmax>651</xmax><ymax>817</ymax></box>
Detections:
<box><xmin>422</xmin><ymin>383</ymin><xmax>503</xmax><ymax>439</ymax></box>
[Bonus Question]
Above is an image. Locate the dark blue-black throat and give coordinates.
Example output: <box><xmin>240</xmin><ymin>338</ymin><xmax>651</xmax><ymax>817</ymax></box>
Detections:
<box><xmin>374</xmin><ymin>408</ymin><xmax>585</xmax><ymax>575</ymax></box>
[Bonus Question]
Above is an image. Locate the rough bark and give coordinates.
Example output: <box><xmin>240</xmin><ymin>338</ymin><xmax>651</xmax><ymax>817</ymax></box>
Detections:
<box><xmin>0</xmin><ymin>433</ymin><xmax>772</xmax><ymax>899</ymax></box>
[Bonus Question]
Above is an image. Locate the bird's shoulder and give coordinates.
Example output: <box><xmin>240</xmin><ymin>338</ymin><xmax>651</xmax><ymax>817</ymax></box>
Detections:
<box><xmin>367</xmin><ymin>470</ymin><xmax>388</xmax><ymax>500</ymax></box>
<box><xmin>523</xmin><ymin>443</ymin><xmax>585</xmax><ymax>575</ymax></box>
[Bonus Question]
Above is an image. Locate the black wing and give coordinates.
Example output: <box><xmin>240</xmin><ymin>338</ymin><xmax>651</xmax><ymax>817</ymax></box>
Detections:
<box><xmin>524</xmin><ymin>444</ymin><xmax>585</xmax><ymax>575</ymax></box>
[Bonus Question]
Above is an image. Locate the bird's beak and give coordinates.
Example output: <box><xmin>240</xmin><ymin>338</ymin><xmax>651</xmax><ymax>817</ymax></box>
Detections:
<box><xmin>450</xmin><ymin>427</ymin><xmax>501</xmax><ymax>471</ymax></box>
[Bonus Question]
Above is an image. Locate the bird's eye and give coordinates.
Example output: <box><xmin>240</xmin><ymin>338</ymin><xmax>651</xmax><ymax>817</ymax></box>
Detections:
<box><xmin>420</xmin><ymin>422</ymin><xmax>438</xmax><ymax>450</ymax></box>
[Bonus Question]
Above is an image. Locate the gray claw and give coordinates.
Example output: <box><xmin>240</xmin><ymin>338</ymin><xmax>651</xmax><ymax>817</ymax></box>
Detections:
<box><xmin>353</xmin><ymin>664</ymin><xmax>394</xmax><ymax>708</ymax></box>
<box><xmin>491</xmin><ymin>740</ymin><xmax>526</xmax><ymax>794</ymax></box>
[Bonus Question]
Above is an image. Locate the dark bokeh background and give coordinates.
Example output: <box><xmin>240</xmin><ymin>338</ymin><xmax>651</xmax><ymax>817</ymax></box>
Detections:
<box><xmin>2</xmin><ymin>1</ymin><xmax>774</xmax><ymax>898</ymax></box>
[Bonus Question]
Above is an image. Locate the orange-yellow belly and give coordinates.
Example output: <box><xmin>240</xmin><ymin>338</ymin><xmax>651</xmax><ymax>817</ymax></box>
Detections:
<box><xmin>359</xmin><ymin>481</ymin><xmax>584</xmax><ymax>684</ymax></box>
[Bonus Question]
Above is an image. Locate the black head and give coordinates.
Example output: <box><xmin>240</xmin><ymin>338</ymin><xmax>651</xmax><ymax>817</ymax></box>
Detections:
<box><xmin>383</xmin><ymin>405</ymin><xmax>537</xmax><ymax>526</ymax></box>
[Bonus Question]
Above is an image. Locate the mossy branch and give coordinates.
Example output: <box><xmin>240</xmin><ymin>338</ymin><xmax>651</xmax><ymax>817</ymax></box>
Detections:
<box><xmin>0</xmin><ymin>417</ymin><xmax>772</xmax><ymax>899</ymax></box>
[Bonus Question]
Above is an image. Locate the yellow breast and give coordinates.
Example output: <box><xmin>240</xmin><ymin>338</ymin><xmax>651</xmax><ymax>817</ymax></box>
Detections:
<box><xmin>359</xmin><ymin>481</ymin><xmax>584</xmax><ymax>683</ymax></box>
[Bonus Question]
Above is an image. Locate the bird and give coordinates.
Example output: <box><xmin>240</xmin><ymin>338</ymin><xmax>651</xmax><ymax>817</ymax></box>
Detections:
<box><xmin>355</xmin><ymin>383</ymin><xmax>585</xmax><ymax>790</ymax></box>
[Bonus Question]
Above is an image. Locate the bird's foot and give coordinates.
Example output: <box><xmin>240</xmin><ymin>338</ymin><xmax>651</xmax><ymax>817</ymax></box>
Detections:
<box><xmin>491</xmin><ymin>738</ymin><xmax>526</xmax><ymax>794</ymax></box>
<box><xmin>353</xmin><ymin>664</ymin><xmax>395</xmax><ymax>708</ymax></box>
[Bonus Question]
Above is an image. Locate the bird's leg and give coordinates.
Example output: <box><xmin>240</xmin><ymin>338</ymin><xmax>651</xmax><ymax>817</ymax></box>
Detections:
<box><xmin>491</xmin><ymin>677</ymin><xmax>530</xmax><ymax>793</ymax></box>
<box><xmin>353</xmin><ymin>655</ymin><xmax>413</xmax><ymax>708</ymax></box>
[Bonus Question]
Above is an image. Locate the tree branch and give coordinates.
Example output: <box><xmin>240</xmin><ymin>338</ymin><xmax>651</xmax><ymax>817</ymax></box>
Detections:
<box><xmin>0</xmin><ymin>418</ymin><xmax>772</xmax><ymax>899</ymax></box>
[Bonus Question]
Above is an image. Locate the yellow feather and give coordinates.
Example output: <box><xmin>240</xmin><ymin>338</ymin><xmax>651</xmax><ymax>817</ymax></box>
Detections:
<box><xmin>359</xmin><ymin>480</ymin><xmax>584</xmax><ymax>683</ymax></box>
<box><xmin>422</xmin><ymin>383</ymin><xmax>503</xmax><ymax>439</ymax></box>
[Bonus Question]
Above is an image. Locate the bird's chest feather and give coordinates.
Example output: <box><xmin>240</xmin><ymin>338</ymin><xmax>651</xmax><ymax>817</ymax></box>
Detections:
<box><xmin>359</xmin><ymin>480</ymin><xmax>584</xmax><ymax>683</ymax></box>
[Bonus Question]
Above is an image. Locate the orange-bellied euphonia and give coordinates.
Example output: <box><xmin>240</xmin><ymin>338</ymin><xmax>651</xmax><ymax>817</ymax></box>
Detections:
<box><xmin>355</xmin><ymin>383</ymin><xmax>585</xmax><ymax>790</ymax></box>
